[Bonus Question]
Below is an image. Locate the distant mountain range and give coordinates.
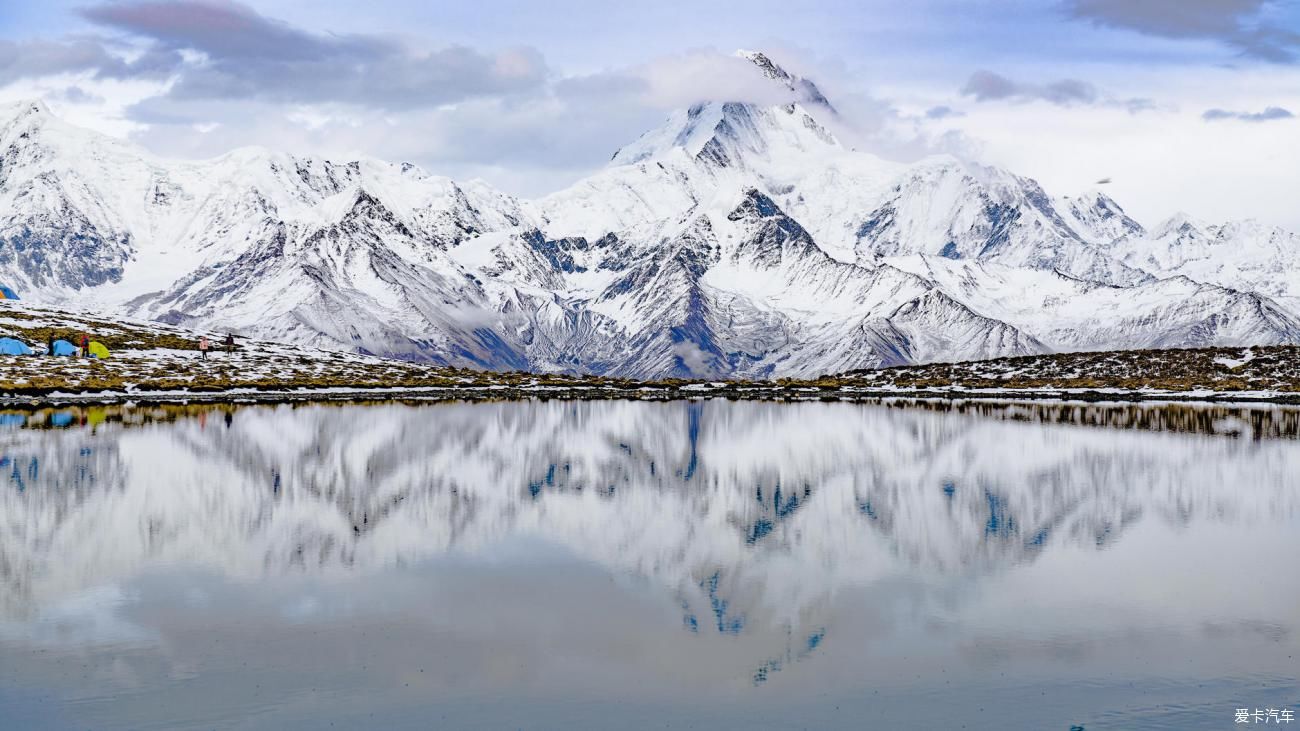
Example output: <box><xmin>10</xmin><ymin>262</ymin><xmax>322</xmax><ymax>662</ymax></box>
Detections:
<box><xmin>3</xmin><ymin>51</ymin><xmax>1299</xmax><ymax>378</ymax></box>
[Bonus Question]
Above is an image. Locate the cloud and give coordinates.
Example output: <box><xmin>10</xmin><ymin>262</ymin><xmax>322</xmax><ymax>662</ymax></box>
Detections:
<box><xmin>1065</xmin><ymin>0</ymin><xmax>1300</xmax><ymax>63</ymax></box>
<box><xmin>76</xmin><ymin>0</ymin><xmax>548</xmax><ymax>110</ymax></box>
<box><xmin>0</xmin><ymin>38</ymin><xmax>138</xmax><ymax>86</ymax></box>
<box><xmin>924</xmin><ymin>105</ymin><xmax>964</xmax><ymax>119</ymax></box>
<box><xmin>960</xmin><ymin>70</ymin><xmax>1156</xmax><ymax>112</ymax></box>
<box><xmin>53</xmin><ymin>86</ymin><xmax>106</xmax><ymax>105</ymax></box>
<box><xmin>555</xmin><ymin>50</ymin><xmax>810</xmax><ymax>111</ymax></box>
<box><xmin>117</xmin><ymin>47</ymin><xmax>824</xmax><ymax>180</ymax></box>
<box><xmin>1202</xmin><ymin>105</ymin><xmax>1294</xmax><ymax>121</ymax></box>
<box><xmin>81</xmin><ymin>0</ymin><xmax>361</xmax><ymax>62</ymax></box>
<box><xmin>85</xmin><ymin>45</ymin><xmax>965</xmax><ymax>200</ymax></box>
<box><xmin>114</xmin><ymin>82</ymin><xmax>668</xmax><ymax>197</ymax></box>
<box><xmin>1119</xmin><ymin>97</ymin><xmax>1159</xmax><ymax>114</ymax></box>
<box><xmin>962</xmin><ymin>70</ymin><xmax>1097</xmax><ymax>104</ymax></box>
<box><xmin>671</xmin><ymin>341</ymin><xmax>716</xmax><ymax>377</ymax></box>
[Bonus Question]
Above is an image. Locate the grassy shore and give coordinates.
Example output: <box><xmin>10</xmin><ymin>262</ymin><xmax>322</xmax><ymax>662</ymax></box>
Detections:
<box><xmin>0</xmin><ymin>302</ymin><xmax>634</xmax><ymax>396</ymax></box>
<box><xmin>819</xmin><ymin>346</ymin><xmax>1300</xmax><ymax>394</ymax></box>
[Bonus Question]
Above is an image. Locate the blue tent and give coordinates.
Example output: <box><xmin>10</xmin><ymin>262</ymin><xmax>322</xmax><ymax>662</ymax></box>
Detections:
<box><xmin>0</xmin><ymin>337</ymin><xmax>32</xmax><ymax>355</ymax></box>
<box><xmin>49</xmin><ymin>412</ymin><xmax>74</xmax><ymax>428</ymax></box>
<box><xmin>50</xmin><ymin>339</ymin><xmax>77</xmax><ymax>356</ymax></box>
<box><xmin>0</xmin><ymin>286</ymin><xmax>18</xmax><ymax>300</ymax></box>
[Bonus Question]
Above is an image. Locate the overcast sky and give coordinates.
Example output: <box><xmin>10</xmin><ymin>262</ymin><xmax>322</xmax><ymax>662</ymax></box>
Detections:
<box><xmin>2</xmin><ymin>0</ymin><xmax>1298</xmax><ymax>228</ymax></box>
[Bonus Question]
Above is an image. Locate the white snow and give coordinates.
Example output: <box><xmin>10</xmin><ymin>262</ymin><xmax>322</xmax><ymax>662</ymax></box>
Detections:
<box><xmin>1214</xmin><ymin>348</ymin><xmax>1255</xmax><ymax>369</ymax></box>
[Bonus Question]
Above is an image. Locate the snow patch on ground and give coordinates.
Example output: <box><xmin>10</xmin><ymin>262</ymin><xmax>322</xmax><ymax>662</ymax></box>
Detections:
<box><xmin>1214</xmin><ymin>348</ymin><xmax>1255</xmax><ymax>369</ymax></box>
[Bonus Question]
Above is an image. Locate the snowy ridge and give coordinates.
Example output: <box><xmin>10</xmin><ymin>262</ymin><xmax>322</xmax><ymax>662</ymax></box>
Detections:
<box><xmin>2</xmin><ymin>52</ymin><xmax>1300</xmax><ymax>378</ymax></box>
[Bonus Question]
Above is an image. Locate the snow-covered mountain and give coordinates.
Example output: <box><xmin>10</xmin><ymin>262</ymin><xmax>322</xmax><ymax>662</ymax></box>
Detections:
<box><xmin>1111</xmin><ymin>215</ymin><xmax>1300</xmax><ymax>310</ymax></box>
<box><xmin>2</xmin><ymin>51</ymin><xmax>1299</xmax><ymax>377</ymax></box>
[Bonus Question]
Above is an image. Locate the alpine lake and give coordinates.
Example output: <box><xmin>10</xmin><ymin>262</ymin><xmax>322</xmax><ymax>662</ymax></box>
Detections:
<box><xmin>1</xmin><ymin>397</ymin><xmax>1297</xmax><ymax>730</ymax></box>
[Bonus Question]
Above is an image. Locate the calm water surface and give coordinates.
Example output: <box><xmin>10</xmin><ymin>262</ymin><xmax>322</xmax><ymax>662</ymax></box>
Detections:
<box><xmin>1</xmin><ymin>399</ymin><xmax>1297</xmax><ymax>730</ymax></box>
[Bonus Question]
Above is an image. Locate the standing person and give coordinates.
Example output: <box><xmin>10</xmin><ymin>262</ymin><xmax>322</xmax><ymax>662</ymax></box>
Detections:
<box><xmin>79</xmin><ymin>332</ymin><xmax>89</xmax><ymax>358</ymax></box>
<box><xmin>47</xmin><ymin>334</ymin><xmax>55</xmax><ymax>357</ymax></box>
<box><xmin>224</xmin><ymin>332</ymin><xmax>235</xmax><ymax>354</ymax></box>
<box><xmin>199</xmin><ymin>335</ymin><xmax>209</xmax><ymax>361</ymax></box>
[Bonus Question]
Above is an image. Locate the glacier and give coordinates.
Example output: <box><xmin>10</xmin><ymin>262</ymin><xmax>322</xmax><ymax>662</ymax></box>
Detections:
<box><xmin>2</xmin><ymin>51</ymin><xmax>1299</xmax><ymax>378</ymax></box>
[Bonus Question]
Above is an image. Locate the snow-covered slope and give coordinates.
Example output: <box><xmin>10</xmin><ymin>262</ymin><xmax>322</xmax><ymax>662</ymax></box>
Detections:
<box><xmin>849</xmin><ymin>160</ymin><xmax>1153</xmax><ymax>285</ymax></box>
<box><xmin>887</xmin><ymin>256</ymin><xmax>1300</xmax><ymax>351</ymax></box>
<box><xmin>2</xmin><ymin>51</ymin><xmax>1300</xmax><ymax>378</ymax></box>
<box><xmin>1058</xmin><ymin>189</ymin><xmax>1146</xmax><ymax>248</ymax></box>
<box><xmin>1111</xmin><ymin>216</ymin><xmax>1300</xmax><ymax>310</ymax></box>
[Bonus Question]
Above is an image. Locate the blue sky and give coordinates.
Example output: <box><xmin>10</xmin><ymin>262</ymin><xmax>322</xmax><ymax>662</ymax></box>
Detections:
<box><xmin>2</xmin><ymin>0</ymin><xmax>1298</xmax><ymax>226</ymax></box>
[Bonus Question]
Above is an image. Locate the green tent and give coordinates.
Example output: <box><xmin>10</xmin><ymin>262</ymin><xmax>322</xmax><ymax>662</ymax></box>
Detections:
<box><xmin>87</xmin><ymin>341</ymin><xmax>110</xmax><ymax>359</ymax></box>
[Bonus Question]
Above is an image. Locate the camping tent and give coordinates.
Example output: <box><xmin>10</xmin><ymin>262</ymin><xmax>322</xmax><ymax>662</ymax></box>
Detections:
<box><xmin>0</xmin><ymin>286</ymin><xmax>18</xmax><ymax>300</ymax></box>
<box><xmin>0</xmin><ymin>337</ymin><xmax>33</xmax><ymax>355</ymax></box>
<box><xmin>87</xmin><ymin>341</ymin><xmax>110</xmax><ymax>359</ymax></box>
<box><xmin>50</xmin><ymin>339</ymin><xmax>76</xmax><ymax>356</ymax></box>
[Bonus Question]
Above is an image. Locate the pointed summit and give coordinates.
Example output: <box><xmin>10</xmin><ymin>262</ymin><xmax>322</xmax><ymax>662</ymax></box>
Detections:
<box><xmin>0</xmin><ymin>98</ymin><xmax>51</xmax><ymax>119</ymax></box>
<box><xmin>1060</xmin><ymin>188</ymin><xmax>1145</xmax><ymax>246</ymax></box>
<box><xmin>0</xmin><ymin>98</ymin><xmax>54</xmax><ymax>137</ymax></box>
<box><xmin>608</xmin><ymin>51</ymin><xmax>841</xmax><ymax>167</ymax></box>
<box><xmin>736</xmin><ymin>50</ymin><xmax>834</xmax><ymax>111</ymax></box>
<box><xmin>1153</xmin><ymin>212</ymin><xmax>1210</xmax><ymax>240</ymax></box>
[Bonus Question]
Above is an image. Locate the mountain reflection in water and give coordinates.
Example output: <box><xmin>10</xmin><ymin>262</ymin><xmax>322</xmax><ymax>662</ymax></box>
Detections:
<box><xmin>0</xmin><ymin>399</ymin><xmax>1297</xmax><ymax>730</ymax></box>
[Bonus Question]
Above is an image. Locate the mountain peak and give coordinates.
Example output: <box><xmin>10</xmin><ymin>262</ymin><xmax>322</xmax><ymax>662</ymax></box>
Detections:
<box><xmin>1079</xmin><ymin>188</ymin><xmax>1118</xmax><ymax>205</ymax></box>
<box><xmin>1060</xmin><ymin>188</ymin><xmax>1145</xmax><ymax>244</ymax></box>
<box><xmin>0</xmin><ymin>98</ymin><xmax>54</xmax><ymax>135</ymax></box>
<box><xmin>1075</xmin><ymin>189</ymin><xmax>1132</xmax><ymax>221</ymax></box>
<box><xmin>607</xmin><ymin>52</ymin><xmax>841</xmax><ymax>167</ymax></box>
<box><xmin>0</xmin><ymin>98</ymin><xmax>50</xmax><ymax>119</ymax></box>
<box><xmin>737</xmin><ymin>50</ymin><xmax>793</xmax><ymax>83</ymax></box>
<box><xmin>735</xmin><ymin>50</ymin><xmax>834</xmax><ymax>112</ymax></box>
<box><xmin>1153</xmin><ymin>212</ymin><xmax>1210</xmax><ymax>239</ymax></box>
